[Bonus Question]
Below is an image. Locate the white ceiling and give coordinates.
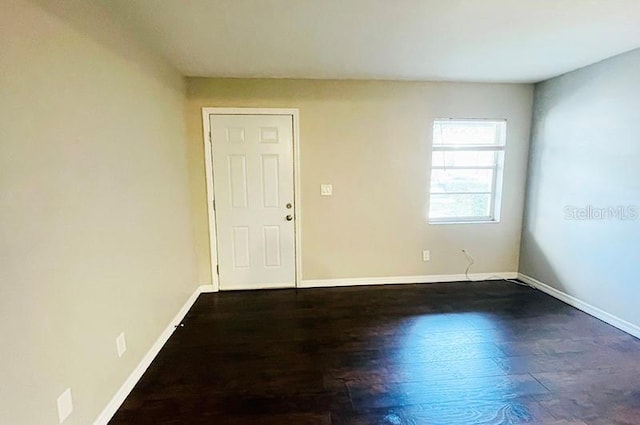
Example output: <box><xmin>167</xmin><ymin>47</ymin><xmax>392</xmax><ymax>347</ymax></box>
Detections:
<box><xmin>106</xmin><ymin>0</ymin><xmax>640</xmax><ymax>83</ymax></box>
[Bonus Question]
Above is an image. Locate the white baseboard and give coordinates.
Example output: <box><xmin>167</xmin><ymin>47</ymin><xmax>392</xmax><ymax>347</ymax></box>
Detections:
<box><xmin>92</xmin><ymin>284</ymin><xmax>214</xmax><ymax>425</ymax></box>
<box><xmin>220</xmin><ymin>282</ymin><xmax>295</xmax><ymax>291</ymax></box>
<box><xmin>199</xmin><ymin>284</ymin><xmax>217</xmax><ymax>293</ymax></box>
<box><xmin>299</xmin><ymin>272</ymin><xmax>518</xmax><ymax>288</ymax></box>
<box><xmin>518</xmin><ymin>273</ymin><xmax>640</xmax><ymax>339</ymax></box>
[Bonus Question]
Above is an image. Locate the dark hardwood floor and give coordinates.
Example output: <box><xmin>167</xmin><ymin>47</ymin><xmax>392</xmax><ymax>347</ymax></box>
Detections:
<box><xmin>109</xmin><ymin>281</ymin><xmax>640</xmax><ymax>425</ymax></box>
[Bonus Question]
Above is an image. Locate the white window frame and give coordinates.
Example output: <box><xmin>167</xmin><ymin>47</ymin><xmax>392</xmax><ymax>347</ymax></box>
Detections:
<box><xmin>429</xmin><ymin>119</ymin><xmax>506</xmax><ymax>224</ymax></box>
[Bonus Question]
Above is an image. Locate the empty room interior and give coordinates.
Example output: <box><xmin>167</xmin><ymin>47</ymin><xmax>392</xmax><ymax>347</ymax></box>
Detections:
<box><xmin>2</xmin><ymin>1</ymin><xmax>640</xmax><ymax>424</ymax></box>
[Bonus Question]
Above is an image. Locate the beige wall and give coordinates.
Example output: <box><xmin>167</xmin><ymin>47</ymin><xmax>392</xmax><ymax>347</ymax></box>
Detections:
<box><xmin>0</xmin><ymin>1</ymin><xmax>198</xmax><ymax>424</ymax></box>
<box><xmin>187</xmin><ymin>78</ymin><xmax>534</xmax><ymax>283</ymax></box>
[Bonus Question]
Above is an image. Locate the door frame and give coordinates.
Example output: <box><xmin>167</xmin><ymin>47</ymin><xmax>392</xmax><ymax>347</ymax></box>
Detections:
<box><xmin>202</xmin><ymin>107</ymin><xmax>302</xmax><ymax>291</ymax></box>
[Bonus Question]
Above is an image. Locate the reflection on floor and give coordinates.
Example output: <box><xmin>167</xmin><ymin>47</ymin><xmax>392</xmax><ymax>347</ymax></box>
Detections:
<box><xmin>110</xmin><ymin>281</ymin><xmax>640</xmax><ymax>425</ymax></box>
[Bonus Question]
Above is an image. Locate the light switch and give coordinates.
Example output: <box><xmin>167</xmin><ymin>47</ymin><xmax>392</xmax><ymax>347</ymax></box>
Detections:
<box><xmin>320</xmin><ymin>184</ymin><xmax>333</xmax><ymax>196</ymax></box>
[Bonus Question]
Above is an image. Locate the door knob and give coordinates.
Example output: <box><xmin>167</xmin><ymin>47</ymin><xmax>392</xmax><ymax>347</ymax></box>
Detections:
<box><xmin>286</xmin><ymin>215</ymin><xmax>293</xmax><ymax>221</ymax></box>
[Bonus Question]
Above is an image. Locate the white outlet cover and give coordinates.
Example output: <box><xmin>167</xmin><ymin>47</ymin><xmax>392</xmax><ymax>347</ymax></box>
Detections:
<box><xmin>320</xmin><ymin>184</ymin><xmax>333</xmax><ymax>196</ymax></box>
<box><xmin>423</xmin><ymin>250</ymin><xmax>431</xmax><ymax>261</ymax></box>
<box><xmin>57</xmin><ymin>388</ymin><xmax>73</xmax><ymax>424</ymax></box>
<box><xmin>116</xmin><ymin>332</ymin><xmax>127</xmax><ymax>358</ymax></box>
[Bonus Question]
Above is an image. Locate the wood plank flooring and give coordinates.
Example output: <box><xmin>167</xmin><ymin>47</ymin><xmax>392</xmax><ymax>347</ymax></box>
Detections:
<box><xmin>109</xmin><ymin>281</ymin><xmax>640</xmax><ymax>425</ymax></box>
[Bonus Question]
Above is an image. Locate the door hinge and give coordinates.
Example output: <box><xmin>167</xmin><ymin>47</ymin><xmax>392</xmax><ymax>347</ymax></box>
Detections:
<box><xmin>216</xmin><ymin>265</ymin><xmax>219</xmax><ymax>275</ymax></box>
<box><xmin>212</xmin><ymin>198</ymin><xmax>216</xmax><ymax>210</ymax></box>
<box><xmin>209</xmin><ymin>131</ymin><xmax>212</xmax><ymax>143</ymax></box>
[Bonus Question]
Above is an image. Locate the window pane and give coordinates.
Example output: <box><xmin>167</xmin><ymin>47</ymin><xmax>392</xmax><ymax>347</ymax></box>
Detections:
<box><xmin>432</xmin><ymin>150</ymin><xmax>496</xmax><ymax>167</ymax></box>
<box><xmin>430</xmin><ymin>169</ymin><xmax>494</xmax><ymax>193</ymax></box>
<box><xmin>433</xmin><ymin>121</ymin><xmax>504</xmax><ymax>146</ymax></box>
<box><xmin>429</xmin><ymin>194</ymin><xmax>492</xmax><ymax>219</ymax></box>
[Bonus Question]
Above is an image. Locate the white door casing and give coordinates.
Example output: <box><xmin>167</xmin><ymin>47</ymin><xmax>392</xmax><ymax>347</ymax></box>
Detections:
<box><xmin>205</xmin><ymin>110</ymin><xmax>299</xmax><ymax>290</ymax></box>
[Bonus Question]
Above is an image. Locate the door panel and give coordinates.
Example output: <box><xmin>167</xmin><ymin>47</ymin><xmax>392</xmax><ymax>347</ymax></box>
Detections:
<box><xmin>231</xmin><ymin>226</ymin><xmax>250</xmax><ymax>269</ymax></box>
<box><xmin>261</xmin><ymin>154</ymin><xmax>280</xmax><ymax>208</ymax></box>
<box><xmin>228</xmin><ymin>155</ymin><xmax>248</xmax><ymax>208</ymax></box>
<box><xmin>211</xmin><ymin>114</ymin><xmax>295</xmax><ymax>290</ymax></box>
<box><xmin>263</xmin><ymin>226</ymin><xmax>281</xmax><ymax>267</ymax></box>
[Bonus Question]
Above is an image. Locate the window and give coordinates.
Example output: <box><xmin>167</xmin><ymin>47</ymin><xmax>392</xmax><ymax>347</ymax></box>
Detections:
<box><xmin>429</xmin><ymin>119</ymin><xmax>506</xmax><ymax>223</ymax></box>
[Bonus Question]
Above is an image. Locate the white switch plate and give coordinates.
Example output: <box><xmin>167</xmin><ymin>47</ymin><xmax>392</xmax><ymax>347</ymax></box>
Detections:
<box><xmin>422</xmin><ymin>250</ymin><xmax>431</xmax><ymax>261</ymax></box>
<box><xmin>320</xmin><ymin>184</ymin><xmax>333</xmax><ymax>196</ymax></box>
<box><xmin>116</xmin><ymin>332</ymin><xmax>127</xmax><ymax>358</ymax></box>
<box><xmin>57</xmin><ymin>388</ymin><xmax>73</xmax><ymax>424</ymax></box>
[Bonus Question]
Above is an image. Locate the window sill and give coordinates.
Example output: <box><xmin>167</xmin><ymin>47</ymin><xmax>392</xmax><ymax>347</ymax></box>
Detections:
<box><xmin>429</xmin><ymin>219</ymin><xmax>500</xmax><ymax>225</ymax></box>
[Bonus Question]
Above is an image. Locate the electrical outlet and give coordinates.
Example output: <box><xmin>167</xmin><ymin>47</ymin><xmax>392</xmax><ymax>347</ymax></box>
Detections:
<box><xmin>422</xmin><ymin>250</ymin><xmax>431</xmax><ymax>261</ymax></box>
<box><xmin>320</xmin><ymin>184</ymin><xmax>333</xmax><ymax>196</ymax></box>
<box><xmin>57</xmin><ymin>388</ymin><xmax>73</xmax><ymax>424</ymax></box>
<box><xmin>116</xmin><ymin>332</ymin><xmax>127</xmax><ymax>358</ymax></box>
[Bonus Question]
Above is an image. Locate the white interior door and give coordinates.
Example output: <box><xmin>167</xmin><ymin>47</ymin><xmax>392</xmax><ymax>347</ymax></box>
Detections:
<box><xmin>211</xmin><ymin>114</ymin><xmax>296</xmax><ymax>290</ymax></box>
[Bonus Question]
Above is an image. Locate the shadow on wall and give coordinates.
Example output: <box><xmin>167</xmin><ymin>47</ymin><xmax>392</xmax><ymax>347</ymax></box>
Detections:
<box><xmin>519</xmin><ymin>226</ymin><xmax>568</xmax><ymax>294</ymax></box>
<box><xmin>518</xmin><ymin>78</ymin><xmax>568</xmax><ymax>296</ymax></box>
<box><xmin>29</xmin><ymin>0</ymin><xmax>182</xmax><ymax>92</ymax></box>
